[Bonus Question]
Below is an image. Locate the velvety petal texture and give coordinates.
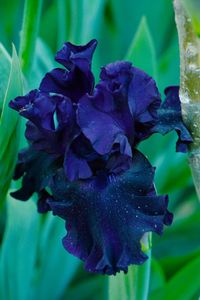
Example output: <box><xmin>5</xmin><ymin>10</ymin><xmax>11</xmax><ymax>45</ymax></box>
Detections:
<box><xmin>152</xmin><ymin>86</ymin><xmax>193</xmax><ymax>152</ymax></box>
<box><xmin>9</xmin><ymin>39</ymin><xmax>192</xmax><ymax>275</ymax></box>
<box><xmin>48</xmin><ymin>150</ymin><xmax>172</xmax><ymax>275</ymax></box>
<box><xmin>10</xmin><ymin>147</ymin><xmax>59</xmax><ymax>201</ymax></box>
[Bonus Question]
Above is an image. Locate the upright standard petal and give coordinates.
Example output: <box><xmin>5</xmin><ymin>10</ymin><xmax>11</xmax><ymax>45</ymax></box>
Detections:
<box><xmin>55</xmin><ymin>39</ymin><xmax>97</xmax><ymax>71</ymax></box>
<box><xmin>48</xmin><ymin>150</ymin><xmax>172</xmax><ymax>275</ymax></box>
<box><xmin>78</xmin><ymin>61</ymin><xmax>161</xmax><ymax>155</ymax></box>
<box><xmin>39</xmin><ymin>40</ymin><xmax>97</xmax><ymax>102</ymax></box>
<box><xmin>77</xmin><ymin>88</ymin><xmax>133</xmax><ymax>156</ymax></box>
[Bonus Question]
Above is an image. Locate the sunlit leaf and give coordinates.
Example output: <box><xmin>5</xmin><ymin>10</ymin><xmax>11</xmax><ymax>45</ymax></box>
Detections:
<box><xmin>27</xmin><ymin>38</ymin><xmax>55</xmax><ymax>91</ymax></box>
<box><xmin>69</xmin><ymin>0</ymin><xmax>105</xmax><ymax>44</ymax></box>
<box><xmin>0</xmin><ymin>44</ymin><xmax>11</xmax><ymax>112</ymax></box>
<box><xmin>0</xmin><ymin>196</ymin><xmax>40</xmax><ymax>300</ymax></box>
<box><xmin>126</xmin><ymin>17</ymin><xmax>157</xmax><ymax>78</ymax></box>
<box><xmin>0</xmin><ymin>45</ymin><xmax>23</xmax><ymax>204</ymax></box>
<box><xmin>109</xmin><ymin>248</ymin><xmax>151</xmax><ymax>300</ymax></box>
<box><xmin>30</xmin><ymin>214</ymin><xmax>79</xmax><ymax>300</ymax></box>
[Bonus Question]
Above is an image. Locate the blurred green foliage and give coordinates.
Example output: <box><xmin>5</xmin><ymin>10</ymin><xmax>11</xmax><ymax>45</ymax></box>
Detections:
<box><xmin>183</xmin><ymin>0</ymin><xmax>200</xmax><ymax>37</ymax></box>
<box><xmin>0</xmin><ymin>0</ymin><xmax>199</xmax><ymax>299</ymax></box>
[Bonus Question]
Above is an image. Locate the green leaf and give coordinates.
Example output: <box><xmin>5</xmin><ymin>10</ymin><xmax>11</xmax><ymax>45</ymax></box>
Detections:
<box><xmin>149</xmin><ymin>259</ymin><xmax>166</xmax><ymax>294</ymax></box>
<box><xmin>19</xmin><ymin>0</ymin><xmax>43</xmax><ymax>75</ymax></box>
<box><xmin>27</xmin><ymin>38</ymin><xmax>55</xmax><ymax>91</ymax></box>
<box><xmin>69</xmin><ymin>0</ymin><xmax>105</xmax><ymax>44</ymax></box>
<box><xmin>126</xmin><ymin>17</ymin><xmax>157</xmax><ymax>79</ymax></box>
<box><xmin>65</xmin><ymin>276</ymin><xmax>106</xmax><ymax>300</ymax></box>
<box><xmin>30</xmin><ymin>214</ymin><xmax>79</xmax><ymax>300</ymax></box>
<box><xmin>0</xmin><ymin>45</ymin><xmax>23</xmax><ymax>204</ymax></box>
<box><xmin>108</xmin><ymin>249</ymin><xmax>151</xmax><ymax>300</ymax></box>
<box><xmin>153</xmin><ymin>210</ymin><xmax>200</xmax><ymax>275</ymax></box>
<box><xmin>157</xmin><ymin>34</ymin><xmax>180</xmax><ymax>93</ymax></box>
<box><xmin>163</xmin><ymin>255</ymin><xmax>200</xmax><ymax>300</ymax></box>
<box><xmin>108</xmin><ymin>0</ymin><xmax>174</xmax><ymax>60</ymax></box>
<box><xmin>0</xmin><ymin>196</ymin><xmax>40</xmax><ymax>300</ymax></box>
<box><xmin>0</xmin><ymin>44</ymin><xmax>11</xmax><ymax>112</ymax></box>
<box><xmin>108</xmin><ymin>267</ymin><xmax>136</xmax><ymax>300</ymax></box>
<box><xmin>138</xmin><ymin>132</ymin><xmax>191</xmax><ymax>194</ymax></box>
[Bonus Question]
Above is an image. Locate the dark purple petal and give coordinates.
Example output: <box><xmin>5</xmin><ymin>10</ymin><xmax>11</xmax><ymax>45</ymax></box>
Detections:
<box><xmin>105</xmin><ymin>153</ymin><xmax>132</xmax><ymax>175</ymax></box>
<box><xmin>78</xmin><ymin>61</ymin><xmax>162</xmax><ymax>155</ymax></box>
<box><xmin>13</xmin><ymin>92</ymin><xmax>79</xmax><ymax>155</ymax></box>
<box><xmin>25</xmin><ymin>121</ymin><xmax>55</xmax><ymax>152</ymax></box>
<box><xmin>128</xmin><ymin>67</ymin><xmax>161</xmax><ymax>141</ymax></box>
<box><xmin>128</xmin><ymin>67</ymin><xmax>161</xmax><ymax>116</ymax></box>
<box><xmin>64</xmin><ymin>149</ymin><xmax>92</xmax><ymax>181</ymax></box>
<box><xmin>100</xmin><ymin>61</ymin><xmax>133</xmax><ymax>94</ymax></box>
<box><xmin>9</xmin><ymin>89</ymin><xmax>38</xmax><ymax>112</ymax></box>
<box><xmin>39</xmin><ymin>40</ymin><xmax>97</xmax><ymax>102</ymax></box>
<box><xmin>77</xmin><ymin>88</ymin><xmax>133</xmax><ymax>156</ymax></box>
<box><xmin>152</xmin><ymin>86</ymin><xmax>192</xmax><ymax>152</ymax></box>
<box><xmin>11</xmin><ymin>148</ymin><xmax>60</xmax><ymax>201</ymax></box>
<box><xmin>99</xmin><ymin>62</ymin><xmax>161</xmax><ymax>132</ymax></box>
<box><xmin>56</xmin><ymin>95</ymin><xmax>75</xmax><ymax>128</ymax></box>
<box><xmin>48</xmin><ymin>150</ymin><xmax>172</xmax><ymax>275</ymax></box>
<box><xmin>55</xmin><ymin>39</ymin><xmax>97</xmax><ymax>71</ymax></box>
<box><xmin>39</xmin><ymin>68</ymin><xmax>94</xmax><ymax>102</ymax></box>
<box><xmin>37</xmin><ymin>190</ymin><xmax>52</xmax><ymax>213</ymax></box>
<box><xmin>9</xmin><ymin>90</ymin><xmax>56</xmax><ymax>130</ymax></box>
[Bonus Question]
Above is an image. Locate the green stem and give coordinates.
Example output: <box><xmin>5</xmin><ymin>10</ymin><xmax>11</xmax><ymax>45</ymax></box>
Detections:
<box><xmin>133</xmin><ymin>250</ymin><xmax>151</xmax><ymax>300</ymax></box>
<box><xmin>174</xmin><ymin>0</ymin><xmax>200</xmax><ymax>200</ymax></box>
<box><xmin>19</xmin><ymin>0</ymin><xmax>43</xmax><ymax>75</ymax></box>
<box><xmin>108</xmin><ymin>233</ymin><xmax>151</xmax><ymax>300</ymax></box>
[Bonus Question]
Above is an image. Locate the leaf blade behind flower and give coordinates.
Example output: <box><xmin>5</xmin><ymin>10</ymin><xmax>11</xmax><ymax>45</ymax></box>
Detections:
<box><xmin>126</xmin><ymin>17</ymin><xmax>157</xmax><ymax>79</ymax></box>
<box><xmin>0</xmin><ymin>196</ymin><xmax>40</xmax><ymax>300</ymax></box>
<box><xmin>0</xmin><ymin>45</ymin><xmax>23</xmax><ymax>204</ymax></box>
<box><xmin>0</xmin><ymin>43</ymin><xmax>11</xmax><ymax>114</ymax></box>
<box><xmin>153</xmin><ymin>254</ymin><xmax>200</xmax><ymax>300</ymax></box>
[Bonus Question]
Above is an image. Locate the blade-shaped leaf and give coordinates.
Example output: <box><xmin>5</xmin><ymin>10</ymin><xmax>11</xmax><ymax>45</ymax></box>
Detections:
<box><xmin>108</xmin><ymin>249</ymin><xmax>151</xmax><ymax>300</ymax></box>
<box><xmin>153</xmin><ymin>255</ymin><xmax>200</xmax><ymax>300</ymax></box>
<box><xmin>0</xmin><ymin>196</ymin><xmax>40</xmax><ymax>300</ymax></box>
<box><xmin>69</xmin><ymin>0</ymin><xmax>105</xmax><ymax>44</ymax></box>
<box><xmin>29</xmin><ymin>214</ymin><xmax>79</xmax><ymax>300</ymax></box>
<box><xmin>126</xmin><ymin>17</ymin><xmax>157</xmax><ymax>79</ymax></box>
<box><xmin>0</xmin><ymin>45</ymin><xmax>23</xmax><ymax>204</ymax></box>
<box><xmin>27</xmin><ymin>38</ymin><xmax>55</xmax><ymax>91</ymax></box>
<box><xmin>0</xmin><ymin>43</ymin><xmax>11</xmax><ymax>113</ymax></box>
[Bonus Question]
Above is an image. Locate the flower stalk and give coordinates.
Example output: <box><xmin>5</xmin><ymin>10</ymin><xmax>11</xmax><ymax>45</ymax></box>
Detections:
<box><xmin>133</xmin><ymin>233</ymin><xmax>152</xmax><ymax>300</ymax></box>
<box><xmin>174</xmin><ymin>0</ymin><xmax>200</xmax><ymax>200</ymax></box>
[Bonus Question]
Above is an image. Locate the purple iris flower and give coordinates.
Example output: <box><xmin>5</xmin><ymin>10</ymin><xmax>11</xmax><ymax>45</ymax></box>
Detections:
<box><xmin>9</xmin><ymin>39</ymin><xmax>191</xmax><ymax>275</ymax></box>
